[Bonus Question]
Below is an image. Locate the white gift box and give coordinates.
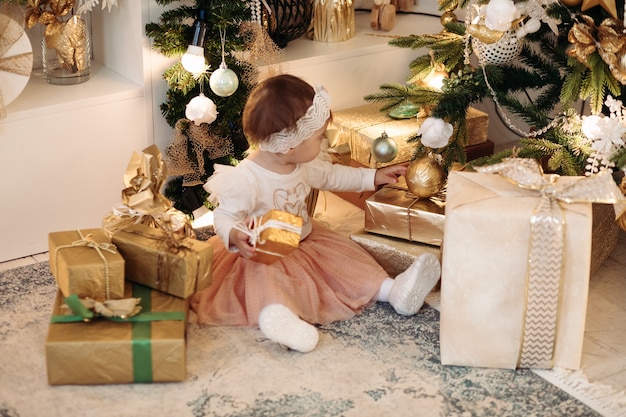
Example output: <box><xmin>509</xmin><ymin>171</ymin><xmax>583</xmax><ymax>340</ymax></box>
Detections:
<box><xmin>440</xmin><ymin>169</ymin><xmax>594</xmax><ymax>370</ymax></box>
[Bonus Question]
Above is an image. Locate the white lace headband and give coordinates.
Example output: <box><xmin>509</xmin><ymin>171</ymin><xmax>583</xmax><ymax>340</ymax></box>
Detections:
<box><xmin>258</xmin><ymin>84</ymin><xmax>331</xmax><ymax>154</ymax></box>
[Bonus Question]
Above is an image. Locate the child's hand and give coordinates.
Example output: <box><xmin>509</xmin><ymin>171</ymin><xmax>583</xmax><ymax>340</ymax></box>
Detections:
<box><xmin>374</xmin><ymin>164</ymin><xmax>407</xmax><ymax>186</ymax></box>
<box><xmin>229</xmin><ymin>227</ymin><xmax>256</xmax><ymax>259</ymax></box>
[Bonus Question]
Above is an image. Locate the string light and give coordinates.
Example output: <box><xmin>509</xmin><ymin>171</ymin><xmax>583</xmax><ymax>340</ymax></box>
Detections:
<box><xmin>181</xmin><ymin>10</ymin><xmax>207</xmax><ymax>75</ymax></box>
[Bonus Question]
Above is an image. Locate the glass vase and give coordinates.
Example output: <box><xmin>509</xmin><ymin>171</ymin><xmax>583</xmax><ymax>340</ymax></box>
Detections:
<box><xmin>41</xmin><ymin>11</ymin><xmax>91</xmax><ymax>85</ymax></box>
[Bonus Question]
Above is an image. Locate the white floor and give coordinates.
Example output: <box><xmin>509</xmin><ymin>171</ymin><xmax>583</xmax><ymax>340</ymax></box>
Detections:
<box><xmin>3</xmin><ymin>191</ymin><xmax>625</xmax><ymax>398</ymax></box>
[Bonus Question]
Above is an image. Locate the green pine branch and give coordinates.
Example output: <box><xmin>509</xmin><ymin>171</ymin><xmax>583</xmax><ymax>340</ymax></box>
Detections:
<box><xmin>364</xmin><ymin>83</ymin><xmax>443</xmax><ymax>111</ymax></box>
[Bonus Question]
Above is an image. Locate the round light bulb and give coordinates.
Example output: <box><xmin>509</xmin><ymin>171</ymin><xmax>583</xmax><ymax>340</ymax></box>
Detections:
<box><xmin>422</xmin><ymin>68</ymin><xmax>448</xmax><ymax>91</ymax></box>
<box><xmin>209</xmin><ymin>62</ymin><xmax>239</xmax><ymax>97</ymax></box>
<box><xmin>181</xmin><ymin>45</ymin><xmax>206</xmax><ymax>75</ymax></box>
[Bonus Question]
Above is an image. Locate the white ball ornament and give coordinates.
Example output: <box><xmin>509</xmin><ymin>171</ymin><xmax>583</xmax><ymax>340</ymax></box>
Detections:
<box><xmin>185</xmin><ymin>93</ymin><xmax>218</xmax><ymax>125</ymax></box>
<box><xmin>371</xmin><ymin>132</ymin><xmax>398</xmax><ymax>163</ymax></box>
<box><xmin>209</xmin><ymin>62</ymin><xmax>239</xmax><ymax>97</ymax></box>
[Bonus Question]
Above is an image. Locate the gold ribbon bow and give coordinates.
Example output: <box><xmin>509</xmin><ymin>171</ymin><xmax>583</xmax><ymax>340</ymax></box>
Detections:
<box><xmin>54</xmin><ymin>229</ymin><xmax>118</xmax><ymax>300</ymax></box>
<box><xmin>62</xmin><ymin>296</ymin><xmax>142</xmax><ymax>320</ymax></box>
<box><xmin>0</xmin><ymin>4</ymin><xmax>34</xmax><ymax>119</ymax></box>
<box><xmin>102</xmin><ymin>145</ymin><xmax>195</xmax><ymax>239</ymax></box>
<box><xmin>476</xmin><ymin>158</ymin><xmax>626</xmax><ymax>368</ymax></box>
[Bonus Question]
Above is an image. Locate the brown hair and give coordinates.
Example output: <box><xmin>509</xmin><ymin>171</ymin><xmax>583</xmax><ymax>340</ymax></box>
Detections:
<box><xmin>243</xmin><ymin>74</ymin><xmax>315</xmax><ymax>145</ymax></box>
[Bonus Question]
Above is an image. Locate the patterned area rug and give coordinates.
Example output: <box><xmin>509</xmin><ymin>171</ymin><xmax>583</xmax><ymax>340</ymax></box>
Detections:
<box><xmin>0</xmin><ymin>262</ymin><xmax>619</xmax><ymax>417</ymax></box>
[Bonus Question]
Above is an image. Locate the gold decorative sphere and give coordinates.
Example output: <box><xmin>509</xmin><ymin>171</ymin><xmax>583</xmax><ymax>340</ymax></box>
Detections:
<box><xmin>440</xmin><ymin>11</ymin><xmax>457</xmax><ymax>26</ymax></box>
<box><xmin>560</xmin><ymin>0</ymin><xmax>582</xmax><ymax>6</ymax></box>
<box><xmin>406</xmin><ymin>155</ymin><xmax>446</xmax><ymax>199</ymax></box>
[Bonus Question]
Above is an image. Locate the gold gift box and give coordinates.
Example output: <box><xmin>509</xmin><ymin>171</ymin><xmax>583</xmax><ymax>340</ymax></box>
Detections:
<box><xmin>251</xmin><ymin>210</ymin><xmax>303</xmax><ymax>265</ymax></box>
<box><xmin>111</xmin><ymin>224</ymin><xmax>213</xmax><ymax>299</ymax></box>
<box><xmin>351</xmin><ymin>230</ymin><xmax>441</xmax><ymax>277</ymax></box>
<box><xmin>331</xmin><ymin>103</ymin><xmax>488</xmax><ymax>168</ymax></box>
<box><xmin>364</xmin><ymin>178</ymin><xmax>445</xmax><ymax>246</ymax></box>
<box><xmin>440</xmin><ymin>171</ymin><xmax>594</xmax><ymax>370</ymax></box>
<box><xmin>48</xmin><ymin>229</ymin><xmax>125</xmax><ymax>301</ymax></box>
<box><xmin>46</xmin><ymin>283</ymin><xmax>187</xmax><ymax>385</ymax></box>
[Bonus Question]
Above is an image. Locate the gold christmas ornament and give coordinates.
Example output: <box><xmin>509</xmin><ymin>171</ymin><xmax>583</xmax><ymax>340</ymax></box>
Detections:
<box><xmin>560</xmin><ymin>0</ymin><xmax>583</xmax><ymax>5</ymax></box>
<box><xmin>405</xmin><ymin>154</ymin><xmax>446</xmax><ymax>199</ymax></box>
<box><xmin>440</xmin><ymin>11</ymin><xmax>457</xmax><ymax>26</ymax></box>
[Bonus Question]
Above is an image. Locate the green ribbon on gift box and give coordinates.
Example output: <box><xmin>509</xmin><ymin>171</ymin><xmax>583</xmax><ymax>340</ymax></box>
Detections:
<box><xmin>50</xmin><ymin>284</ymin><xmax>185</xmax><ymax>383</ymax></box>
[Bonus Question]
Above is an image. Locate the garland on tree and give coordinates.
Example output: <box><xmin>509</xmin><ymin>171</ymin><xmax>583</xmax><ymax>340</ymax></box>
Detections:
<box><xmin>365</xmin><ymin>0</ymin><xmax>626</xmax><ymax>183</ymax></box>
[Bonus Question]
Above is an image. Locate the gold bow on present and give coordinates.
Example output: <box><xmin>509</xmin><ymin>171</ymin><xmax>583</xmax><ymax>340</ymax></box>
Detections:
<box><xmin>0</xmin><ymin>4</ymin><xmax>33</xmax><ymax>119</ymax></box>
<box><xmin>476</xmin><ymin>158</ymin><xmax>626</xmax><ymax>368</ymax></box>
<box><xmin>102</xmin><ymin>145</ymin><xmax>195</xmax><ymax>239</ymax></box>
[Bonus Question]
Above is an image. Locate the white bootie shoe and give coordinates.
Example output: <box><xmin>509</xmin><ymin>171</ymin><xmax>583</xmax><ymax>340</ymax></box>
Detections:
<box><xmin>389</xmin><ymin>253</ymin><xmax>441</xmax><ymax>316</ymax></box>
<box><xmin>258</xmin><ymin>304</ymin><xmax>319</xmax><ymax>353</ymax></box>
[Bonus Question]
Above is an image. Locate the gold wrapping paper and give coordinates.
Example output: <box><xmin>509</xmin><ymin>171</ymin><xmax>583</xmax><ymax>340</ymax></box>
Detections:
<box><xmin>250</xmin><ymin>210</ymin><xmax>303</xmax><ymax>265</ymax></box>
<box><xmin>46</xmin><ymin>283</ymin><xmax>187</xmax><ymax>385</ymax></box>
<box><xmin>350</xmin><ymin>230</ymin><xmax>441</xmax><ymax>277</ymax></box>
<box><xmin>102</xmin><ymin>145</ymin><xmax>194</xmax><ymax>240</ymax></box>
<box><xmin>48</xmin><ymin>229</ymin><xmax>125</xmax><ymax>301</ymax></box>
<box><xmin>440</xmin><ymin>168</ymin><xmax>624</xmax><ymax>370</ymax></box>
<box><xmin>331</xmin><ymin>104</ymin><xmax>488</xmax><ymax>168</ymax></box>
<box><xmin>111</xmin><ymin>224</ymin><xmax>213</xmax><ymax>299</ymax></box>
<box><xmin>364</xmin><ymin>177</ymin><xmax>445</xmax><ymax>246</ymax></box>
<box><xmin>591</xmin><ymin>203</ymin><xmax>620</xmax><ymax>275</ymax></box>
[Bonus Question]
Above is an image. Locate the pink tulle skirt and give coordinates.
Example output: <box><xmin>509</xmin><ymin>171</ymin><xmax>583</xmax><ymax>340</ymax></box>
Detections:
<box><xmin>190</xmin><ymin>222</ymin><xmax>389</xmax><ymax>327</ymax></box>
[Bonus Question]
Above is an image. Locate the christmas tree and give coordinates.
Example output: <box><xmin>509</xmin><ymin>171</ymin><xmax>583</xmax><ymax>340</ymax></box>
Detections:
<box><xmin>365</xmin><ymin>0</ymin><xmax>626</xmax><ymax>186</ymax></box>
<box><xmin>146</xmin><ymin>0</ymin><xmax>281</xmax><ymax>217</ymax></box>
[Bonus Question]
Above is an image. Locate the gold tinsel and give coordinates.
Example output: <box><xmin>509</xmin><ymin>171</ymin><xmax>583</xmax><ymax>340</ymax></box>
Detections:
<box><xmin>166</xmin><ymin>119</ymin><xmax>234</xmax><ymax>186</ymax></box>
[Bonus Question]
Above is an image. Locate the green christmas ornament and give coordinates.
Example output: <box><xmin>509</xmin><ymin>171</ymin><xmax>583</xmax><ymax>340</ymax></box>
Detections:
<box><xmin>371</xmin><ymin>132</ymin><xmax>398</xmax><ymax>163</ymax></box>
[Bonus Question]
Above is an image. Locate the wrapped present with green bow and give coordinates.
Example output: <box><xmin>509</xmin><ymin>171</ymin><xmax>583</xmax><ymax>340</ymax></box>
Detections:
<box><xmin>48</xmin><ymin>228</ymin><xmax>125</xmax><ymax>301</ymax></box>
<box><xmin>112</xmin><ymin>224</ymin><xmax>212</xmax><ymax>299</ymax></box>
<box><xmin>440</xmin><ymin>158</ymin><xmax>626</xmax><ymax>370</ymax></box>
<box><xmin>45</xmin><ymin>282</ymin><xmax>188</xmax><ymax>385</ymax></box>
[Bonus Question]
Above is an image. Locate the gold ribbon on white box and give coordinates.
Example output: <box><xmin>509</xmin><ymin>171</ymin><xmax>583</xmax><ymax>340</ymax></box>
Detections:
<box><xmin>441</xmin><ymin>158</ymin><xmax>626</xmax><ymax>370</ymax></box>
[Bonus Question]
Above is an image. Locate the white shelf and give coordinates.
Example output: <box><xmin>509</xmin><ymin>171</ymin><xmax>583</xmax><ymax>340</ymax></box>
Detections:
<box><xmin>3</xmin><ymin>62</ymin><xmax>143</xmax><ymax>123</ymax></box>
<box><xmin>281</xmin><ymin>11</ymin><xmax>445</xmax><ymax>69</ymax></box>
